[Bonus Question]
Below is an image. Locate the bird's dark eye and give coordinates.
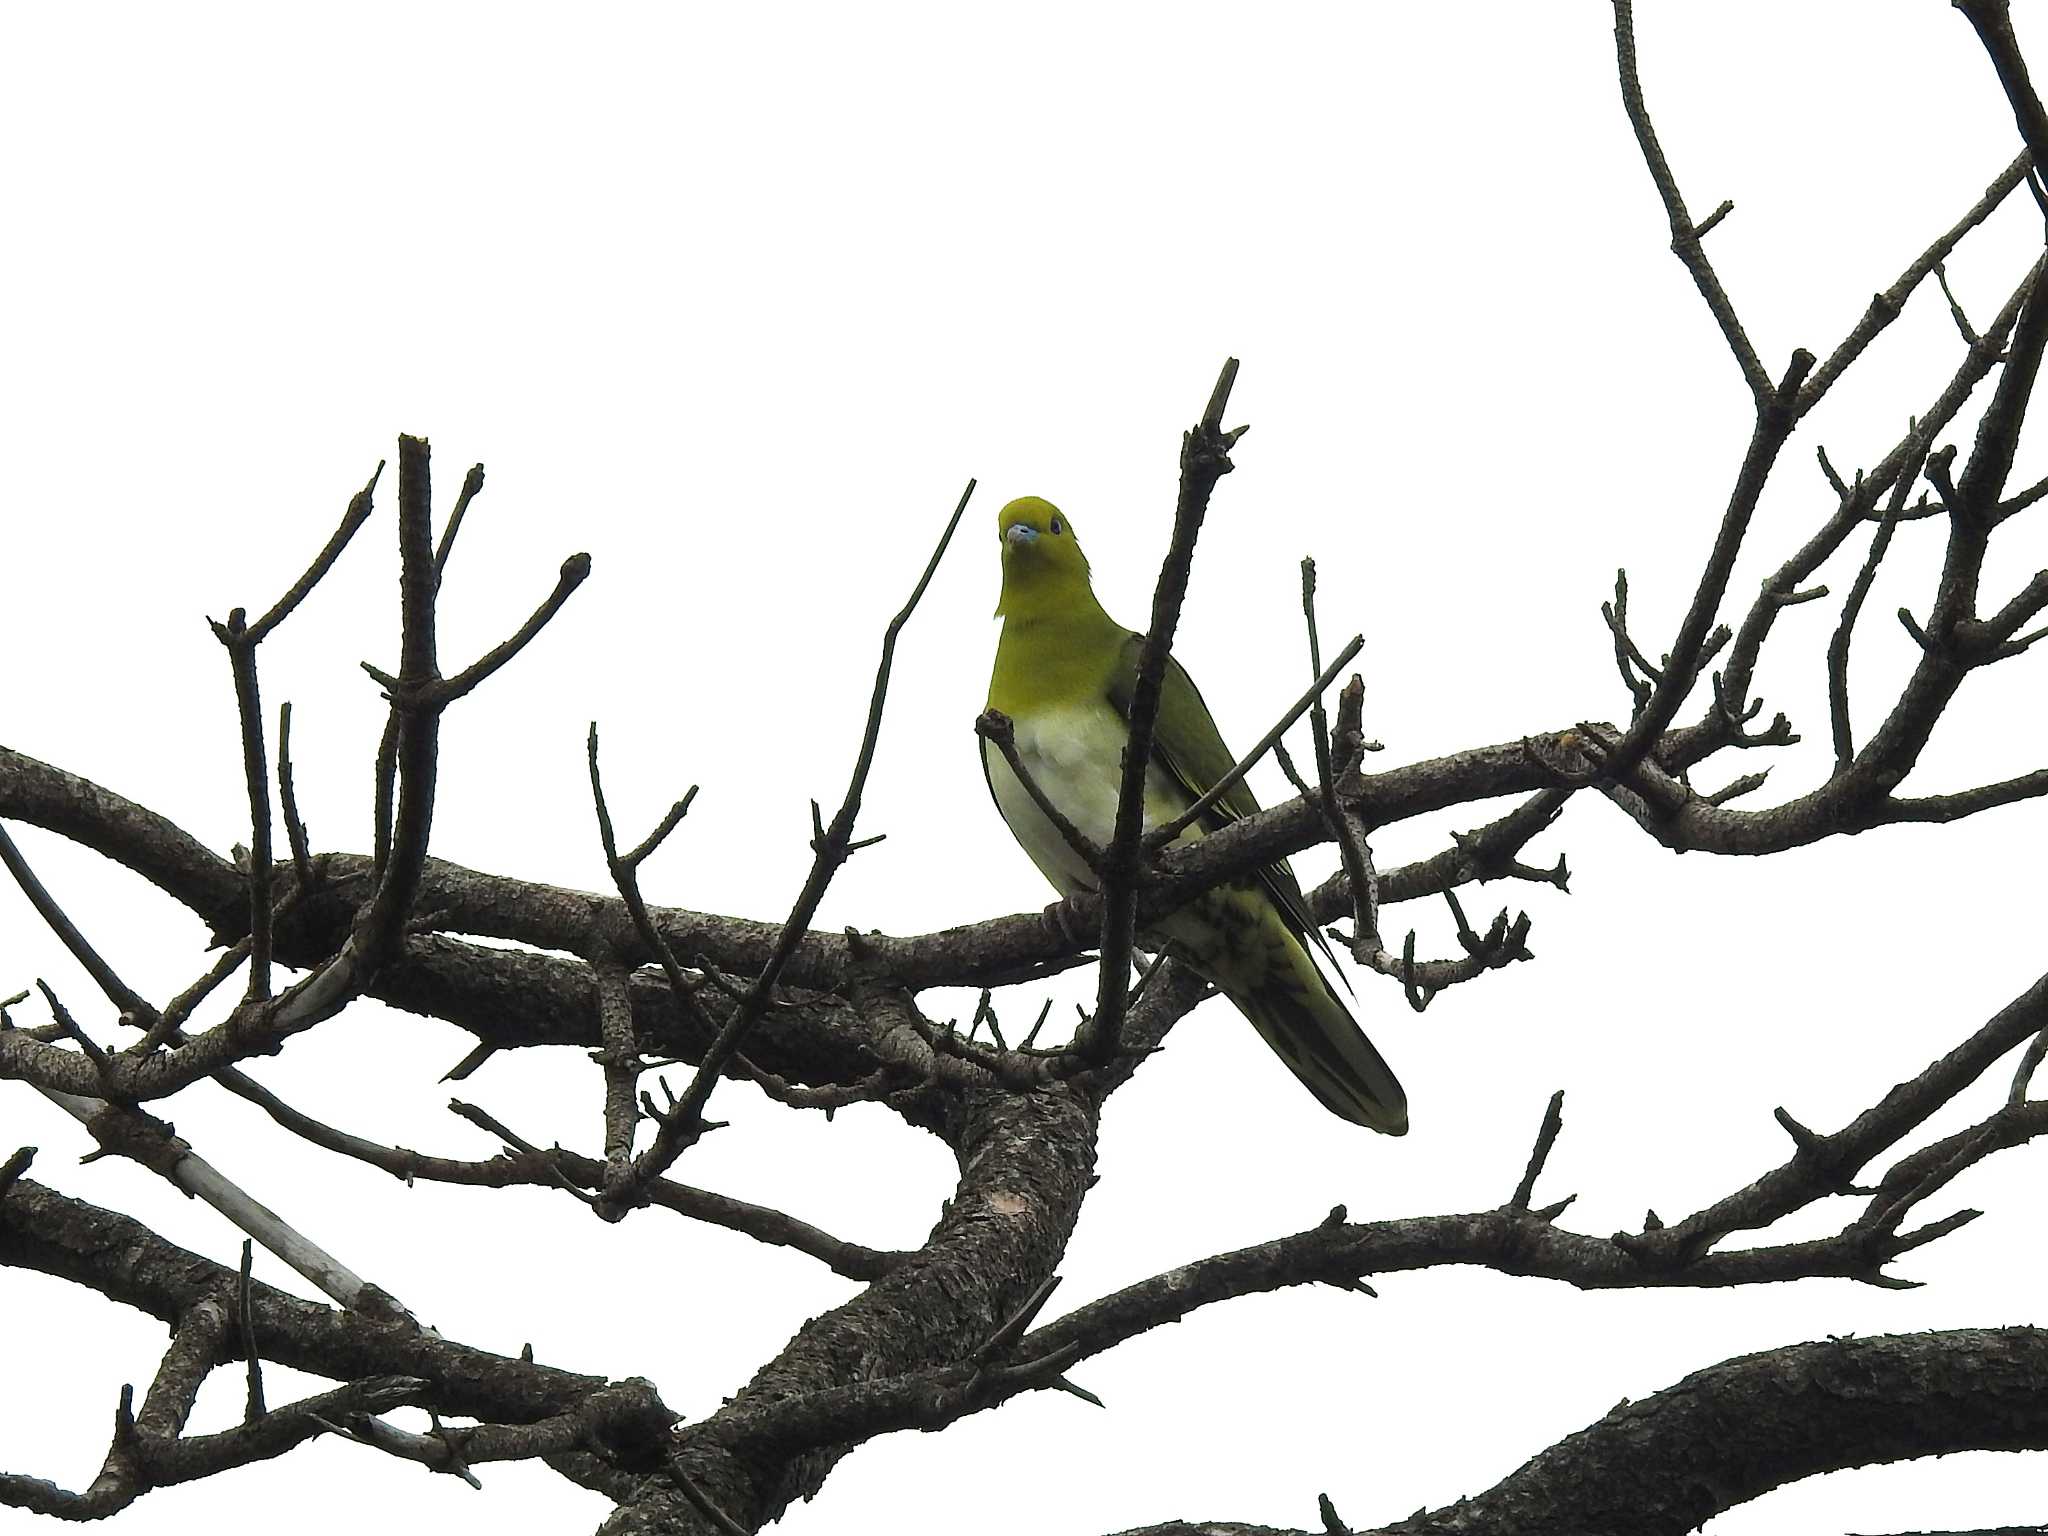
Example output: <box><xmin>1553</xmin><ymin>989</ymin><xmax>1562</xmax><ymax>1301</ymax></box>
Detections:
<box><xmin>1049</xmin><ymin>516</ymin><xmax>1064</xmax><ymax>535</ymax></box>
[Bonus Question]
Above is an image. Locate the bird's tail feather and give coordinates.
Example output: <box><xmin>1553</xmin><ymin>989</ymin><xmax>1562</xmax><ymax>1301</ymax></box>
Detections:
<box><xmin>1227</xmin><ymin>957</ymin><xmax>1408</xmax><ymax>1135</ymax></box>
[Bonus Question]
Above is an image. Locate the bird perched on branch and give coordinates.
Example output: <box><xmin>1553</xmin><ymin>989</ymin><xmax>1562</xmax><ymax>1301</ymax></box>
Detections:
<box><xmin>982</xmin><ymin>495</ymin><xmax>1407</xmax><ymax>1133</ymax></box>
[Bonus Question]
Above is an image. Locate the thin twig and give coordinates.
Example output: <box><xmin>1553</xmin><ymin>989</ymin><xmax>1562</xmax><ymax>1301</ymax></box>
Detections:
<box><xmin>624</xmin><ymin>791</ymin><xmax>699</xmax><ymax>871</ymax></box>
<box><xmin>372</xmin><ymin>712</ymin><xmax>399</xmax><ymax>875</ymax></box>
<box><xmin>243</xmin><ymin>464</ymin><xmax>384</xmax><ymax>645</ymax></box>
<box><xmin>598</xmin><ymin>479</ymin><xmax>974</xmax><ymax>1210</ymax></box>
<box><xmin>1302</xmin><ymin>568</ymin><xmax>1382</xmax><ymax>966</ymax></box>
<box><xmin>36</xmin><ymin>980</ymin><xmax>114</xmax><ymax>1085</ymax></box>
<box><xmin>211</xmin><ymin>610</ymin><xmax>274</xmax><ymax>1000</ymax></box>
<box><xmin>239</xmin><ymin>1239</ymin><xmax>266</xmax><ymax>1419</ymax></box>
<box><xmin>1798</xmin><ymin>150</ymin><xmax>2032</xmax><ymax>414</ymax></box>
<box><xmin>433</xmin><ymin>463</ymin><xmax>485</xmax><ymax>581</ymax></box>
<box><xmin>587</xmin><ymin>724</ymin><xmax>716</xmax><ymax>1038</ymax></box>
<box><xmin>976</xmin><ymin>710</ymin><xmax>1102</xmax><ymax>871</ymax></box>
<box><xmin>668</xmin><ymin>1458</ymin><xmax>751</xmax><ymax>1536</ymax></box>
<box><xmin>0</xmin><ymin>824</ymin><xmax>159</xmax><ymax>1025</ymax></box>
<box><xmin>374</xmin><ymin>552</ymin><xmax>590</xmax><ymax>704</ymax></box>
<box><xmin>139</xmin><ymin>943</ymin><xmax>250</xmax><ymax>1055</ymax></box>
<box><xmin>1936</xmin><ymin>261</ymin><xmax>1982</xmax><ymax>346</ymax></box>
<box><xmin>448</xmin><ymin>1100</ymin><xmax>598</xmax><ymax>1206</ymax></box>
<box><xmin>2011</xmin><ymin>1024</ymin><xmax>2048</xmax><ymax>1104</ymax></box>
<box><xmin>1611</xmin><ymin>0</ymin><xmax>1771</xmax><ymax>403</ymax></box>
<box><xmin>1088</xmin><ymin>360</ymin><xmax>1244</xmax><ymax>1062</ymax></box>
<box><xmin>1582</xmin><ymin>349</ymin><xmax>1815</xmax><ymax>788</ymax></box>
<box><xmin>1713</xmin><ymin>260</ymin><xmax>2035</xmax><ymax>724</ymax></box>
<box><xmin>1144</xmin><ymin>629</ymin><xmax>1362</xmax><ymax>849</ymax></box>
<box><xmin>276</xmin><ymin>701</ymin><xmax>315</xmax><ymax>892</ymax></box>
<box><xmin>207</xmin><ymin>464</ymin><xmax>383</xmax><ymax>1001</ymax></box>
<box><xmin>206</xmin><ymin>1067</ymin><xmax>905</xmax><ymax>1278</ymax></box>
<box><xmin>1509</xmin><ymin>1091</ymin><xmax>1567</xmax><ymax>1212</ymax></box>
<box><xmin>1601</xmin><ymin>568</ymin><xmax>1660</xmax><ymax>715</ymax></box>
<box><xmin>1828</xmin><ymin>437</ymin><xmax>1927</xmax><ymax>771</ymax></box>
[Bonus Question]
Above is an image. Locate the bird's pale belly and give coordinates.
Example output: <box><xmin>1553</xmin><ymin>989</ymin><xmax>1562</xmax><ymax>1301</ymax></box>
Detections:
<box><xmin>983</xmin><ymin>702</ymin><xmax>1298</xmax><ymax>989</ymax></box>
<box><xmin>981</xmin><ymin>700</ymin><xmax>1198</xmax><ymax>898</ymax></box>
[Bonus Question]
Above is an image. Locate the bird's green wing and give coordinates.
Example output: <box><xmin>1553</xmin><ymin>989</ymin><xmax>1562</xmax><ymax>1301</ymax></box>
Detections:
<box><xmin>1107</xmin><ymin>634</ymin><xmax>1342</xmax><ymax>973</ymax></box>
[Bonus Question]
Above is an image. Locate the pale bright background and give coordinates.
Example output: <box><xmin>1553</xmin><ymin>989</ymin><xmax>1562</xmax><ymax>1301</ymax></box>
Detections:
<box><xmin>4</xmin><ymin>5</ymin><xmax>2046</xmax><ymax>1533</ymax></box>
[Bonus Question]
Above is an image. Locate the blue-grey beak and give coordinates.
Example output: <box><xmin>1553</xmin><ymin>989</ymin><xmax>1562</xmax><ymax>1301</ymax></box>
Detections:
<box><xmin>1005</xmin><ymin>522</ymin><xmax>1040</xmax><ymax>549</ymax></box>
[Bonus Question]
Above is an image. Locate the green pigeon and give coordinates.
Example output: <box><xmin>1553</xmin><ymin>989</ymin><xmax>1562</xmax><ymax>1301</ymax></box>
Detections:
<box><xmin>982</xmin><ymin>495</ymin><xmax>1407</xmax><ymax>1133</ymax></box>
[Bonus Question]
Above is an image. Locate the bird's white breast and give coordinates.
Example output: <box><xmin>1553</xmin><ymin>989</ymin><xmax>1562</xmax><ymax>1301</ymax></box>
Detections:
<box><xmin>982</xmin><ymin>701</ymin><xmax>1195</xmax><ymax>898</ymax></box>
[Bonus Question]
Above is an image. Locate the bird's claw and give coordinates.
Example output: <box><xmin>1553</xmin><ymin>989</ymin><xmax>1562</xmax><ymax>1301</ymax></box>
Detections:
<box><xmin>1041</xmin><ymin>899</ymin><xmax>1089</xmax><ymax>949</ymax></box>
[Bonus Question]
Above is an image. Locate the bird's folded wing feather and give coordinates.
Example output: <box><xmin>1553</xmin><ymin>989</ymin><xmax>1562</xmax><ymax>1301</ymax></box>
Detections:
<box><xmin>1107</xmin><ymin>634</ymin><xmax>1345</xmax><ymax>977</ymax></box>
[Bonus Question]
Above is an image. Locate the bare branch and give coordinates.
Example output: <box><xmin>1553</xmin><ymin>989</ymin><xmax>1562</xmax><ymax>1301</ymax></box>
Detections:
<box><xmin>976</xmin><ymin>709</ymin><xmax>1103</xmax><ymax>871</ymax></box>
<box><xmin>587</xmin><ymin>724</ymin><xmax>717</xmax><ymax>1062</ymax></box>
<box><xmin>591</xmin><ymin>961</ymin><xmax>643</xmax><ymax>1190</ymax></box>
<box><xmin>1936</xmin><ymin>260</ymin><xmax>1983</xmax><ymax>346</ymax></box>
<box><xmin>1508</xmin><ymin>1090</ymin><xmax>1567</xmax><ymax>1213</ymax></box>
<box><xmin>378</xmin><ymin>550</ymin><xmax>590</xmax><ymax>704</ymax></box>
<box><xmin>0</xmin><ymin>822</ymin><xmax>159</xmax><ymax>1026</ymax></box>
<box><xmin>1828</xmin><ymin>460</ymin><xmax>1922</xmax><ymax>770</ymax></box>
<box><xmin>596</xmin><ymin>478</ymin><xmax>973</xmax><ymax>1211</ymax></box>
<box><xmin>1798</xmin><ymin>150</ymin><xmax>2033</xmax><ymax>414</ymax></box>
<box><xmin>1109</xmin><ymin>1330</ymin><xmax>2048</xmax><ymax>1536</ymax></box>
<box><xmin>237</xmin><ymin>1241</ymin><xmax>265</xmax><ymax>1419</ymax></box>
<box><xmin>1713</xmin><ymin>257</ymin><xmax>2035</xmax><ymax>720</ymax></box>
<box><xmin>1611</xmin><ymin>0</ymin><xmax>1771</xmax><ymax>402</ymax></box>
<box><xmin>213</xmin><ymin>1066</ymin><xmax>910</xmax><ymax>1279</ymax></box>
<box><xmin>210</xmin><ymin>614</ymin><xmax>277</xmax><ymax>998</ymax></box>
<box><xmin>243</xmin><ymin>463</ymin><xmax>384</xmax><ymax>646</ymax></box>
<box><xmin>27</xmin><ymin>1066</ymin><xmax>409</xmax><ymax>1317</ymax></box>
<box><xmin>623</xmin><ymin>790</ymin><xmax>699</xmax><ymax>872</ymax></box>
<box><xmin>1089</xmin><ymin>359</ymin><xmax>1245</xmax><ymax>1061</ymax></box>
<box><xmin>204</xmin><ymin>463</ymin><xmax>384</xmax><ymax>1000</ymax></box>
<box><xmin>0</xmin><ymin>1374</ymin><xmax>428</xmax><ymax>1521</ymax></box>
<box><xmin>433</xmin><ymin>462</ymin><xmax>486</xmax><ymax>580</ymax></box>
<box><xmin>1958</xmin><ymin>2</ymin><xmax>2048</xmax><ymax>174</ymax></box>
<box><xmin>1600</xmin><ymin>568</ymin><xmax>1659</xmax><ymax>715</ymax></box>
<box><xmin>357</xmin><ymin>433</ymin><xmax>446</xmax><ymax>969</ymax></box>
<box><xmin>1341</xmin><ymin>894</ymin><xmax>1534</xmax><ymax>1012</ymax></box>
<box><xmin>276</xmin><ymin>701</ymin><xmax>315</xmax><ymax>892</ymax></box>
<box><xmin>1620</xmin><ymin>966</ymin><xmax>2048</xmax><ymax>1267</ymax></box>
<box><xmin>690</xmin><ymin>1330</ymin><xmax>1093</xmax><ymax>1465</ymax></box>
<box><xmin>1143</xmin><ymin>627</ymin><xmax>1363</xmax><ymax>850</ymax></box>
<box><xmin>1584</xmin><ymin>350</ymin><xmax>1814</xmax><ymax>787</ymax></box>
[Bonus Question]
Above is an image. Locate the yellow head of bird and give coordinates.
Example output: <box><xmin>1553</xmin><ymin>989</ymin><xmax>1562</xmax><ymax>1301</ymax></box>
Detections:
<box><xmin>995</xmin><ymin>496</ymin><xmax>1092</xmax><ymax>617</ymax></box>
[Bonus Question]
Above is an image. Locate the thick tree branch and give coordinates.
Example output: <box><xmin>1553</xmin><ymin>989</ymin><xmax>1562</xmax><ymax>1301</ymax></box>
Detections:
<box><xmin>8</xmin><ymin>700</ymin><xmax>2041</xmax><ymax>1038</ymax></box>
<box><xmin>1</xmin><ymin>1176</ymin><xmax>607</xmax><ymax>1422</ymax></box>
<box><xmin>603</xmin><ymin>1082</ymin><xmax>1100</xmax><ymax>1532</ymax></box>
<box><xmin>1959</xmin><ymin>2</ymin><xmax>2048</xmax><ymax>175</ymax></box>
<box><xmin>1107</xmin><ymin>1329</ymin><xmax>2048</xmax><ymax>1536</ymax></box>
<box><xmin>1</xmin><ymin>1372</ymin><xmax>427</xmax><ymax>1520</ymax></box>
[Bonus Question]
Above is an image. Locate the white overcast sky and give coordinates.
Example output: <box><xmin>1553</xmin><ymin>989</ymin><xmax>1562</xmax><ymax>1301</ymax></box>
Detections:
<box><xmin>4</xmin><ymin>5</ymin><xmax>2047</xmax><ymax>1534</ymax></box>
